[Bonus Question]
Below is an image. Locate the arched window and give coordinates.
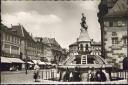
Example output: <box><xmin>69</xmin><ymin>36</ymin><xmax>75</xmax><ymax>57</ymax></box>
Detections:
<box><xmin>86</xmin><ymin>44</ymin><xmax>88</xmax><ymax>50</ymax></box>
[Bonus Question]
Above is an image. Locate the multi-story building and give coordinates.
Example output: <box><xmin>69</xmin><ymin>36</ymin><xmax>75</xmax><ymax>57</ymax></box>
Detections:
<box><xmin>34</xmin><ymin>37</ymin><xmax>63</xmax><ymax>64</ymax></box>
<box><xmin>10</xmin><ymin>25</ymin><xmax>43</xmax><ymax>61</ymax></box>
<box><xmin>98</xmin><ymin>0</ymin><xmax>128</xmax><ymax>68</ymax></box>
<box><xmin>1</xmin><ymin>23</ymin><xmax>64</xmax><ymax>70</ymax></box>
<box><xmin>1</xmin><ymin>23</ymin><xmax>24</xmax><ymax>70</ymax></box>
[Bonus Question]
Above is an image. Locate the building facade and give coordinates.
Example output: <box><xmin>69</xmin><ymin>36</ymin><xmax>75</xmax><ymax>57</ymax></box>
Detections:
<box><xmin>34</xmin><ymin>37</ymin><xmax>64</xmax><ymax>64</ymax></box>
<box><xmin>1</xmin><ymin>23</ymin><xmax>24</xmax><ymax>70</ymax></box>
<box><xmin>10</xmin><ymin>25</ymin><xmax>43</xmax><ymax>61</ymax></box>
<box><xmin>98</xmin><ymin>0</ymin><xmax>128</xmax><ymax>68</ymax></box>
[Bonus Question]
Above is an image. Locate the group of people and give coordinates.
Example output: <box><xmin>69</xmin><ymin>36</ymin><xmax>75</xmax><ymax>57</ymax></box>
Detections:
<box><xmin>87</xmin><ymin>68</ymin><xmax>110</xmax><ymax>82</ymax></box>
<box><xmin>57</xmin><ymin>67</ymin><xmax>110</xmax><ymax>82</ymax></box>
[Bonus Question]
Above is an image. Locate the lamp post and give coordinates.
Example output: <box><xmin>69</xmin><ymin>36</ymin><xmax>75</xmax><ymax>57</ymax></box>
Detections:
<box><xmin>25</xmin><ymin>58</ymin><xmax>28</xmax><ymax>74</ymax></box>
<box><xmin>25</xmin><ymin>42</ymin><xmax>28</xmax><ymax>74</ymax></box>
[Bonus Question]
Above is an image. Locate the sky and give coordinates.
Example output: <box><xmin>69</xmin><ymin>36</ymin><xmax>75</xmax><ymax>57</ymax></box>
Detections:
<box><xmin>1</xmin><ymin>0</ymin><xmax>101</xmax><ymax>49</ymax></box>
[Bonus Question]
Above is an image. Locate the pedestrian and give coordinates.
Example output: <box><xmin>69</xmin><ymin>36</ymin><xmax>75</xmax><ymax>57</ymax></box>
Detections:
<box><xmin>61</xmin><ymin>70</ymin><xmax>66</xmax><ymax>82</ymax></box>
<box><xmin>90</xmin><ymin>67</ymin><xmax>96</xmax><ymax>81</ymax></box>
<box><xmin>33</xmin><ymin>63</ymin><xmax>40</xmax><ymax>82</ymax></box>
<box><xmin>87</xmin><ymin>69</ymin><xmax>92</xmax><ymax>82</ymax></box>
<box><xmin>56</xmin><ymin>70</ymin><xmax>60</xmax><ymax>81</ymax></box>
<box><xmin>72</xmin><ymin>67</ymin><xmax>81</xmax><ymax>82</ymax></box>
<box><xmin>69</xmin><ymin>71</ymin><xmax>73</xmax><ymax>81</ymax></box>
<box><xmin>64</xmin><ymin>67</ymin><xmax>70</xmax><ymax>82</ymax></box>
<box><xmin>95</xmin><ymin>68</ymin><xmax>107</xmax><ymax>82</ymax></box>
<box><xmin>102</xmin><ymin>69</ymin><xmax>110</xmax><ymax>81</ymax></box>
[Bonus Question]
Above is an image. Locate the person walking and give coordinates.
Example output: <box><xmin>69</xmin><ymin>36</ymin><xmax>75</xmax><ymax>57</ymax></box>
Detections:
<box><xmin>33</xmin><ymin>63</ymin><xmax>40</xmax><ymax>82</ymax></box>
<box><xmin>64</xmin><ymin>68</ymin><xmax>70</xmax><ymax>82</ymax></box>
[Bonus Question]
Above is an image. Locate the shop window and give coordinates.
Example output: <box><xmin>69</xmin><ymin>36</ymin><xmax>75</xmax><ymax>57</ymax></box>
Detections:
<box><xmin>112</xmin><ymin>37</ymin><xmax>118</xmax><ymax>44</ymax></box>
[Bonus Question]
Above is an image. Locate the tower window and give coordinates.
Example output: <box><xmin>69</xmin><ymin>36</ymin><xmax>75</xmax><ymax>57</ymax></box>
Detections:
<box><xmin>86</xmin><ymin>44</ymin><xmax>88</xmax><ymax>50</ymax></box>
<box><xmin>80</xmin><ymin>44</ymin><xmax>83</xmax><ymax>51</ymax></box>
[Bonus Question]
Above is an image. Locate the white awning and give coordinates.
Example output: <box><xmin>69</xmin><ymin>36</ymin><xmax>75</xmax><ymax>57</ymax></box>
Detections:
<box><xmin>37</xmin><ymin>60</ymin><xmax>45</xmax><ymax>65</ymax></box>
<box><xmin>45</xmin><ymin>62</ymin><xmax>52</xmax><ymax>65</ymax></box>
<box><xmin>32</xmin><ymin>60</ymin><xmax>46</xmax><ymax>65</ymax></box>
<box><xmin>8</xmin><ymin>58</ymin><xmax>25</xmax><ymax>63</ymax></box>
<box><xmin>32</xmin><ymin>60</ymin><xmax>38</xmax><ymax>64</ymax></box>
<box><xmin>1</xmin><ymin>57</ymin><xmax>12</xmax><ymax>63</ymax></box>
<box><xmin>27</xmin><ymin>62</ymin><xmax>34</xmax><ymax>64</ymax></box>
<box><xmin>52</xmin><ymin>64</ymin><xmax>56</xmax><ymax>66</ymax></box>
<box><xmin>1</xmin><ymin>57</ymin><xmax>24</xmax><ymax>63</ymax></box>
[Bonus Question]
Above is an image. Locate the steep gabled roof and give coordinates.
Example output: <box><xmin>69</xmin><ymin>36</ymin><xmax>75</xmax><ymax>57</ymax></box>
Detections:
<box><xmin>69</xmin><ymin>42</ymin><xmax>78</xmax><ymax>47</ymax></box>
<box><xmin>1</xmin><ymin>23</ymin><xmax>22</xmax><ymax>37</ymax></box>
<box><xmin>105</xmin><ymin>0</ymin><xmax>128</xmax><ymax>17</ymax></box>
<box><xmin>10</xmin><ymin>25</ymin><xmax>34</xmax><ymax>41</ymax></box>
<box><xmin>42</xmin><ymin>37</ymin><xmax>51</xmax><ymax>44</ymax></box>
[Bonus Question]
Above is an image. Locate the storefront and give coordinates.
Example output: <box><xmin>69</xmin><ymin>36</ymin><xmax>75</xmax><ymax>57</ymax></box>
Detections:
<box><xmin>1</xmin><ymin>57</ymin><xmax>12</xmax><ymax>71</ymax></box>
<box><xmin>1</xmin><ymin>57</ymin><xmax>25</xmax><ymax>71</ymax></box>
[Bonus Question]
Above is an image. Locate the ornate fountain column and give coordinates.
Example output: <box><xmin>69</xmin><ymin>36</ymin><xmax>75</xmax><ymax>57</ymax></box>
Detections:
<box><xmin>77</xmin><ymin>13</ymin><xmax>91</xmax><ymax>64</ymax></box>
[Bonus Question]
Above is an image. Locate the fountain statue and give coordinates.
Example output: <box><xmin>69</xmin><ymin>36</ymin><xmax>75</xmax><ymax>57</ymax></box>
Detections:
<box><xmin>80</xmin><ymin>13</ymin><xmax>88</xmax><ymax>30</ymax></box>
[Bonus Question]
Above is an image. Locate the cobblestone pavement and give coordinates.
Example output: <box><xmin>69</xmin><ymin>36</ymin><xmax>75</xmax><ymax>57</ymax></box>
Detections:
<box><xmin>1</xmin><ymin>69</ymin><xmax>128</xmax><ymax>84</ymax></box>
<box><xmin>1</xmin><ymin>69</ymin><xmax>57</xmax><ymax>84</ymax></box>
